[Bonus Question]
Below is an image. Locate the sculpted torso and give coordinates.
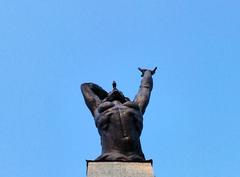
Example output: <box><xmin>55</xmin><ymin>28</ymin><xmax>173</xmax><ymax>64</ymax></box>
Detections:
<box><xmin>81</xmin><ymin>67</ymin><xmax>156</xmax><ymax>161</ymax></box>
<box><xmin>95</xmin><ymin>101</ymin><xmax>144</xmax><ymax>160</ymax></box>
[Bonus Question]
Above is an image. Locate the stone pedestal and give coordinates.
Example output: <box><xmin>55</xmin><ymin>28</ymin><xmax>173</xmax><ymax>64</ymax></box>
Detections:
<box><xmin>86</xmin><ymin>160</ymin><xmax>154</xmax><ymax>177</ymax></box>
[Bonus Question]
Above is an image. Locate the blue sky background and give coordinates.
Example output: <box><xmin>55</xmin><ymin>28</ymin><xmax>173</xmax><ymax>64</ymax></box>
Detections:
<box><xmin>0</xmin><ymin>0</ymin><xmax>240</xmax><ymax>177</ymax></box>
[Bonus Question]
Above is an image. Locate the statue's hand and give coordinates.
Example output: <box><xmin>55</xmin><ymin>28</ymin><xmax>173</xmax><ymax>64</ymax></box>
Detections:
<box><xmin>151</xmin><ymin>67</ymin><xmax>157</xmax><ymax>75</ymax></box>
<box><xmin>138</xmin><ymin>67</ymin><xmax>157</xmax><ymax>77</ymax></box>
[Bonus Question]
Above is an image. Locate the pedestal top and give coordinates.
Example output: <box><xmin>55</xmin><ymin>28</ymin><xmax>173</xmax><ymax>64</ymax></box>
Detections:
<box><xmin>86</xmin><ymin>161</ymin><xmax>154</xmax><ymax>177</ymax></box>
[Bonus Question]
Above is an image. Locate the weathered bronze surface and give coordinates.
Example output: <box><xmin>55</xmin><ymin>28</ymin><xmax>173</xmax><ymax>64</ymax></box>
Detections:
<box><xmin>81</xmin><ymin>67</ymin><xmax>156</xmax><ymax>161</ymax></box>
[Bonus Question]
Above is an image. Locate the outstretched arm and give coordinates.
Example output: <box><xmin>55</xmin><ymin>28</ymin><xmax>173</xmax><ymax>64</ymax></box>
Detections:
<box><xmin>133</xmin><ymin>67</ymin><xmax>157</xmax><ymax>115</ymax></box>
<box><xmin>80</xmin><ymin>83</ymin><xmax>108</xmax><ymax>117</ymax></box>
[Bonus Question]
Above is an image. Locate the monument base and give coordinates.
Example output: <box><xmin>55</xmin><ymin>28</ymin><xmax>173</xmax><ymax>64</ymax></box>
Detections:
<box><xmin>86</xmin><ymin>160</ymin><xmax>154</xmax><ymax>177</ymax></box>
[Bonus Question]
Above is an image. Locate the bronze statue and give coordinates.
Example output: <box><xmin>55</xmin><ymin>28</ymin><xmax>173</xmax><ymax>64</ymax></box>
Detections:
<box><xmin>81</xmin><ymin>67</ymin><xmax>157</xmax><ymax>161</ymax></box>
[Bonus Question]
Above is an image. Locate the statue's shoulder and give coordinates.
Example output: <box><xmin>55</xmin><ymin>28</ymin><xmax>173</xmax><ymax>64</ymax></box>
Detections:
<box><xmin>98</xmin><ymin>101</ymin><xmax>115</xmax><ymax>113</ymax></box>
<box><xmin>123</xmin><ymin>101</ymin><xmax>140</xmax><ymax>111</ymax></box>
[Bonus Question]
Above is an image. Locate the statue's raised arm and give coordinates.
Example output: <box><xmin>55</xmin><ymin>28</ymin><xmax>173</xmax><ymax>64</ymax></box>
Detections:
<box><xmin>134</xmin><ymin>67</ymin><xmax>157</xmax><ymax>115</ymax></box>
<box><xmin>80</xmin><ymin>83</ymin><xmax>108</xmax><ymax>117</ymax></box>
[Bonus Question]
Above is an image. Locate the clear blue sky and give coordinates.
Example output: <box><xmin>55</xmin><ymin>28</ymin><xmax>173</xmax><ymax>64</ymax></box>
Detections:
<box><xmin>0</xmin><ymin>0</ymin><xmax>239</xmax><ymax>177</ymax></box>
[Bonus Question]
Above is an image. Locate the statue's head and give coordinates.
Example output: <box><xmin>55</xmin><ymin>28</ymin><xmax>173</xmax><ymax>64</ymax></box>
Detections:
<box><xmin>103</xmin><ymin>81</ymin><xmax>129</xmax><ymax>103</ymax></box>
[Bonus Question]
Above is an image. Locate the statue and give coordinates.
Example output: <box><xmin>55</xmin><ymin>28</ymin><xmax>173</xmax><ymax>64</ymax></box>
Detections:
<box><xmin>81</xmin><ymin>67</ymin><xmax>157</xmax><ymax>161</ymax></box>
